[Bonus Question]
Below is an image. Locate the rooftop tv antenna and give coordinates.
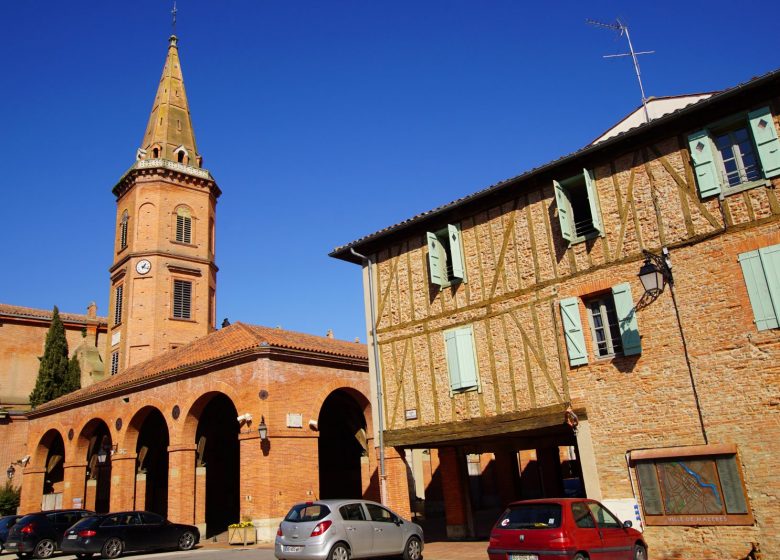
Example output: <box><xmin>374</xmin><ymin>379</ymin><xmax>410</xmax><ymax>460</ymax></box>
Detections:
<box><xmin>587</xmin><ymin>19</ymin><xmax>654</xmax><ymax>123</ymax></box>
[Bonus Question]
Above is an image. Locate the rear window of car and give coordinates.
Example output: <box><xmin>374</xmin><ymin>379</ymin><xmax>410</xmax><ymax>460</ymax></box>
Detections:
<box><xmin>496</xmin><ymin>504</ymin><xmax>562</xmax><ymax>529</ymax></box>
<box><xmin>284</xmin><ymin>504</ymin><xmax>331</xmax><ymax>522</ymax></box>
<box><xmin>16</xmin><ymin>514</ymin><xmax>45</xmax><ymax>526</ymax></box>
<box><xmin>70</xmin><ymin>517</ymin><xmax>99</xmax><ymax>531</ymax></box>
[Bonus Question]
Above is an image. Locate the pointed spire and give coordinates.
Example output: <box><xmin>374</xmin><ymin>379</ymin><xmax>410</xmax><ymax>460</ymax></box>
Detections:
<box><xmin>139</xmin><ymin>35</ymin><xmax>202</xmax><ymax>167</ymax></box>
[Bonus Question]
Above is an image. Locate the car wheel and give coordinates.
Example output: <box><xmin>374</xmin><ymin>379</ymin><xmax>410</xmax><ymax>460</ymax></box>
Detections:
<box><xmin>634</xmin><ymin>544</ymin><xmax>648</xmax><ymax>560</ymax></box>
<box><xmin>401</xmin><ymin>536</ymin><xmax>422</xmax><ymax>560</ymax></box>
<box><xmin>33</xmin><ymin>539</ymin><xmax>55</xmax><ymax>559</ymax></box>
<box><xmin>327</xmin><ymin>542</ymin><xmax>350</xmax><ymax>560</ymax></box>
<box><xmin>178</xmin><ymin>531</ymin><xmax>196</xmax><ymax>551</ymax></box>
<box><xmin>101</xmin><ymin>537</ymin><xmax>123</xmax><ymax>559</ymax></box>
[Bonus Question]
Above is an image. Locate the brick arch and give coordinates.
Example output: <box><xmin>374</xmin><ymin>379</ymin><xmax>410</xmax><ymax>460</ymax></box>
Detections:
<box><xmin>30</xmin><ymin>428</ymin><xmax>66</xmax><ymax>471</ymax></box>
<box><xmin>121</xmin><ymin>404</ymin><xmax>171</xmax><ymax>453</ymax></box>
<box><xmin>178</xmin><ymin>389</ymin><xmax>241</xmax><ymax>446</ymax></box>
<box><xmin>313</xmin><ymin>380</ymin><xmax>373</xmax><ymax>436</ymax></box>
<box><xmin>75</xmin><ymin>417</ymin><xmax>113</xmax><ymax>460</ymax></box>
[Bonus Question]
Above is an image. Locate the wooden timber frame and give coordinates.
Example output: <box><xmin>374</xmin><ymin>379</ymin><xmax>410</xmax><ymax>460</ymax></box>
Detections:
<box><xmin>359</xmin><ymin>85</ymin><xmax>780</xmax><ymax>436</ymax></box>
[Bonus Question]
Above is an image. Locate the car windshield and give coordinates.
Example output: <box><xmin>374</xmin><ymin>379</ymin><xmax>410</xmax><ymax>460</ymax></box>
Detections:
<box><xmin>284</xmin><ymin>504</ymin><xmax>331</xmax><ymax>522</ymax></box>
<box><xmin>496</xmin><ymin>504</ymin><xmax>562</xmax><ymax>529</ymax></box>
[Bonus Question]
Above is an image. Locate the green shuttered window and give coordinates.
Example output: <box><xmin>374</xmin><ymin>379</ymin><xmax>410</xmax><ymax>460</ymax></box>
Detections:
<box><xmin>554</xmin><ymin>168</ymin><xmax>603</xmax><ymax>245</ymax></box>
<box><xmin>688</xmin><ymin>106</ymin><xmax>780</xmax><ymax>198</ymax></box>
<box><xmin>561</xmin><ymin>283</ymin><xmax>642</xmax><ymax>366</ymax></box>
<box><xmin>738</xmin><ymin>243</ymin><xmax>780</xmax><ymax>331</ymax></box>
<box><xmin>444</xmin><ymin>325</ymin><xmax>479</xmax><ymax>391</ymax></box>
<box><xmin>427</xmin><ymin>223</ymin><xmax>466</xmax><ymax>288</ymax></box>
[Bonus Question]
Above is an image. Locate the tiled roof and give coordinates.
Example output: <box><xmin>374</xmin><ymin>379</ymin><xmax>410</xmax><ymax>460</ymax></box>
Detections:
<box><xmin>331</xmin><ymin>67</ymin><xmax>780</xmax><ymax>263</ymax></box>
<box><xmin>0</xmin><ymin>303</ymin><xmax>107</xmax><ymax>325</ymax></box>
<box><xmin>32</xmin><ymin>322</ymin><xmax>367</xmax><ymax>413</ymax></box>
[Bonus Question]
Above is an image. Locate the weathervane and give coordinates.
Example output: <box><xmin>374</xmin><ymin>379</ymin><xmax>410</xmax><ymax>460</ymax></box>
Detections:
<box><xmin>587</xmin><ymin>19</ymin><xmax>655</xmax><ymax>123</ymax></box>
<box><xmin>171</xmin><ymin>1</ymin><xmax>178</xmax><ymax>35</ymax></box>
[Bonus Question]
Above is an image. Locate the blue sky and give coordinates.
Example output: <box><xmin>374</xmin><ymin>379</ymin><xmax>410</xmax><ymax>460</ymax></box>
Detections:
<box><xmin>0</xmin><ymin>1</ymin><xmax>776</xmax><ymax>344</ymax></box>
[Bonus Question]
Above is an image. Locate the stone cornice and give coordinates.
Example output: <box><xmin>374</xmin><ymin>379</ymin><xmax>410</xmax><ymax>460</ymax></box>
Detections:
<box><xmin>108</xmin><ymin>252</ymin><xmax>218</xmax><ymax>275</ymax></box>
<box><xmin>112</xmin><ymin>160</ymin><xmax>221</xmax><ymax>200</ymax></box>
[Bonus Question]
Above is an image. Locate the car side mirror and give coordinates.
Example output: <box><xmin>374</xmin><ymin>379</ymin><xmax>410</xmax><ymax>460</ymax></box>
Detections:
<box><xmin>622</xmin><ymin>520</ymin><xmax>632</xmax><ymax>528</ymax></box>
<box><xmin>393</xmin><ymin>517</ymin><xmax>403</xmax><ymax>526</ymax></box>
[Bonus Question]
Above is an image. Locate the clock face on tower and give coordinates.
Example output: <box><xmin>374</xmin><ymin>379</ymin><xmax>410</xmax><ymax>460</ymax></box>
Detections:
<box><xmin>136</xmin><ymin>259</ymin><xmax>152</xmax><ymax>275</ymax></box>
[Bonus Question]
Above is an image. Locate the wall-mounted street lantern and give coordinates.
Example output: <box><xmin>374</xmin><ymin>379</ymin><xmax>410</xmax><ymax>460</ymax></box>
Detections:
<box><xmin>6</xmin><ymin>464</ymin><xmax>15</xmax><ymax>480</ymax></box>
<box><xmin>96</xmin><ymin>443</ymin><xmax>117</xmax><ymax>465</ymax></box>
<box><xmin>257</xmin><ymin>416</ymin><xmax>268</xmax><ymax>441</ymax></box>
<box><xmin>638</xmin><ymin>248</ymin><xmax>673</xmax><ymax>296</ymax></box>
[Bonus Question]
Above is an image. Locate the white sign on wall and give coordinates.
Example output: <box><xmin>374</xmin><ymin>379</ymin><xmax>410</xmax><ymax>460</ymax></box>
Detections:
<box><xmin>286</xmin><ymin>413</ymin><xmax>303</xmax><ymax>428</ymax></box>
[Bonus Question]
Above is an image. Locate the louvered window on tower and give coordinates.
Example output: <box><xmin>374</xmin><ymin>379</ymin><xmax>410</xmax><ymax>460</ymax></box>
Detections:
<box><xmin>120</xmin><ymin>210</ymin><xmax>129</xmax><ymax>249</ymax></box>
<box><xmin>173</xmin><ymin>279</ymin><xmax>192</xmax><ymax>319</ymax></box>
<box><xmin>114</xmin><ymin>285</ymin><xmax>124</xmax><ymax>325</ymax></box>
<box><xmin>110</xmin><ymin>351</ymin><xmax>119</xmax><ymax>376</ymax></box>
<box><xmin>176</xmin><ymin>207</ymin><xmax>192</xmax><ymax>244</ymax></box>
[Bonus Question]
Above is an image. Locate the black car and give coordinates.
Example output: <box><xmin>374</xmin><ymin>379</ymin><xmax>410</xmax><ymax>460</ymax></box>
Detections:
<box><xmin>61</xmin><ymin>511</ymin><xmax>199</xmax><ymax>559</ymax></box>
<box><xmin>0</xmin><ymin>515</ymin><xmax>22</xmax><ymax>552</ymax></box>
<box><xmin>4</xmin><ymin>509</ymin><xmax>95</xmax><ymax>559</ymax></box>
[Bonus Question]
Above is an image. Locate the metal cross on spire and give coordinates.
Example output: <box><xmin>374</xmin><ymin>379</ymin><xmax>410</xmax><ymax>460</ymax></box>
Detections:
<box><xmin>587</xmin><ymin>19</ymin><xmax>655</xmax><ymax>123</ymax></box>
<box><xmin>171</xmin><ymin>1</ymin><xmax>178</xmax><ymax>35</ymax></box>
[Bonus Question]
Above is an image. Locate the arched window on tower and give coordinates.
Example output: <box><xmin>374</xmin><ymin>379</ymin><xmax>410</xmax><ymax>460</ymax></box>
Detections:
<box><xmin>119</xmin><ymin>210</ymin><xmax>129</xmax><ymax>250</ymax></box>
<box><xmin>178</xmin><ymin>151</ymin><xmax>185</xmax><ymax>163</ymax></box>
<box><xmin>152</xmin><ymin>147</ymin><xmax>160</xmax><ymax>158</ymax></box>
<box><xmin>175</xmin><ymin>207</ymin><xmax>192</xmax><ymax>244</ymax></box>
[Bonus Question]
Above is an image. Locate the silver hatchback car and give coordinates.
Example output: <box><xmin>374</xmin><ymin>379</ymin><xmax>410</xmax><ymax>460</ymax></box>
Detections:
<box><xmin>274</xmin><ymin>499</ymin><xmax>423</xmax><ymax>560</ymax></box>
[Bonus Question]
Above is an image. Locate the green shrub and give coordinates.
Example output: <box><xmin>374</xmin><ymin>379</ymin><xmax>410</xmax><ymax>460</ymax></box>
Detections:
<box><xmin>0</xmin><ymin>481</ymin><xmax>20</xmax><ymax>516</ymax></box>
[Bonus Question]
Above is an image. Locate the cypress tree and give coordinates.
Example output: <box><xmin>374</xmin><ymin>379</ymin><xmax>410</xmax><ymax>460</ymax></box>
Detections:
<box><xmin>29</xmin><ymin>306</ymin><xmax>78</xmax><ymax>407</ymax></box>
<box><xmin>66</xmin><ymin>354</ymin><xmax>82</xmax><ymax>393</ymax></box>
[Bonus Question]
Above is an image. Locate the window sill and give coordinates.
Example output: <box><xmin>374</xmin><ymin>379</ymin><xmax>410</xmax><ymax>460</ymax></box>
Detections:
<box><xmin>719</xmin><ymin>178</ymin><xmax>770</xmax><ymax>199</ymax></box>
<box><xmin>569</xmin><ymin>231</ymin><xmax>602</xmax><ymax>245</ymax></box>
<box><xmin>450</xmin><ymin>385</ymin><xmax>479</xmax><ymax>396</ymax></box>
<box><xmin>170</xmin><ymin>317</ymin><xmax>196</xmax><ymax>323</ymax></box>
<box><xmin>171</xmin><ymin>240</ymin><xmax>197</xmax><ymax>248</ymax></box>
<box><xmin>436</xmin><ymin>277</ymin><xmax>466</xmax><ymax>289</ymax></box>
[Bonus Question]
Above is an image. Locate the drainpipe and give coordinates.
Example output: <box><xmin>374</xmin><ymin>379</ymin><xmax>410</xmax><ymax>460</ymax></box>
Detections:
<box><xmin>350</xmin><ymin>248</ymin><xmax>388</xmax><ymax>505</ymax></box>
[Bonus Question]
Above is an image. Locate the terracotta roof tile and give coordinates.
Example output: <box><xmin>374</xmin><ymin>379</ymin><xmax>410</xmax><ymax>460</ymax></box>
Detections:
<box><xmin>32</xmin><ymin>322</ymin><xmax>367</xmax><ymax>413</ymax></box>
<box><xmin>0</xmin><ymin>303</ymin><xmax>107</xmax><ymax>325</ymax></box>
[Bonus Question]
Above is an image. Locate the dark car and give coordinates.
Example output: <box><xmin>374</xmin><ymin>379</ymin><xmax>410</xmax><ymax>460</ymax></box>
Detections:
<box><xmin>61</xmin><ymin>511</ymin><xmax>199</xmax><ymax>559</ymax></box>
<box><xmin>4</xmin><ymin>509</ymin><xmax>95</xmax><ymax>559</ymax></box>
<box><xmin>0</xmin><ymin>515</ymin><xmax>22</xmax><ymax>552</ymax></box>
<box><xmin>487</xmin><ymin>498</ymin><xmax>648</xmax><ymax>560</ymax></box>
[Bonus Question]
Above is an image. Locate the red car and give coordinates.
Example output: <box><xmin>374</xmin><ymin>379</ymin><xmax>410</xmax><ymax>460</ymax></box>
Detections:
<box><xmin>487</xmin><ymin>498</ymin><xmax>648</xmax><ymax>560</ymax></box>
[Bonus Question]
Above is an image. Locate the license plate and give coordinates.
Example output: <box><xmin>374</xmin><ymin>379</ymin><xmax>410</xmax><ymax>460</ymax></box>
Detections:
<box><xmin>509</xmin><ymin>555</ymin><xmax>537</xmax><ymax>560</ymax></box>
<box><xmin>68</xmin><ymin>534</ymin><xmax>78</xmax><ymax>539</ymax></box>
<box><xmin>4</xmin><ymin>543</ymin><xmax>17</xmax><ymax>550</ymax></box>
<box><xmin>282</xmin><ymin>545</ymin><xmax>302</xmax><ymax>552</ymax></box>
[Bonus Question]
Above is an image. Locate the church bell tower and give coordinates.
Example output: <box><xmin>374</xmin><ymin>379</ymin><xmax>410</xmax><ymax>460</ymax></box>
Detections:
<box><xmin>106</xmin><ymin>35</ymin><xmax>220</xmax><ymax>374</ymax></box>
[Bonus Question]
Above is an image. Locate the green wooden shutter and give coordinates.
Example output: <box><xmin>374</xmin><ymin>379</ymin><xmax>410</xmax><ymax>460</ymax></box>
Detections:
<box><xmin>444</xmin><ymin>326</ymin><xmax>478</xmax><ymax>391</ymax></box>
<box><xmin>554</xmin><ymin>180</ymin><xmax>573</xmax><ymax>243</ymax></box>
<box><xmin>688</xmin><ymin>130</ymin><xmax>722</xmax><ymax>198</ymax></box>
<box><xmin>444</xmin><ymin>329</ymin><xmax>462</xmax><ymax>390</ymax></box>
<box><xmin>583</xmin><ymin>168</ymin><xmax>604</xmax><ymax>236</ymax></box>
<box><xmin>611</xmin><ymin>282</ymin><xmax>641</xmax><ymax>356</ymax></box>
<box><xmin>748</xmin><ymin>107</ymin><xmax>780</xmax><ymax>179</ymax></box>
<box><xmin>455</xmin><ymin>326</ymin><xmax>478</xmax><ymax>389</ymax></box>
<box><xmin>448</xmin><ymin>224</ymin><xmax>466</xmax><ymax>281</ymax></box>
<box><xmin>738</xmin><ymin>249</ymin><xmax>778</xmax><ymax>331</ymax></box>
<box><xmin>427</xmin><ymin>232</ymin><xmax>444</xmax><ymax>287</ymax></box>
<box><xmin>758</xmin><ymin>244</ymin><xmax>780</xmax><ymax>325</ymax></box>
<box><xmin>559</xmin><ymin>297</ymin><xmax>588</xmax><ymax>366</ymax></box>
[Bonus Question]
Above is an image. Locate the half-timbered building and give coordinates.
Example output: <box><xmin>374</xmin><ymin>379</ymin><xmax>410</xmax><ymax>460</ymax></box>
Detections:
<box><xmin>331</xmin><ymin>69</ymin><xmax>780</xmax><ymax>558</ymax></box>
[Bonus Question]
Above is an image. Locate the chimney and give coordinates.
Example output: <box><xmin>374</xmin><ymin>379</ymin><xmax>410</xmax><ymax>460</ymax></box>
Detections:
<box><xmin>85</xmin><ymin>302</ymin><xmax>99</xmax><ymax>342</ymax></box>
<box><xmin>87</xmin><ymin>302</ymin><xmax>97</xmax><ymax>319</ymax></box>
<box><xmin>326</xmin><ymin>329</ymin><xmax>334</xmax><ymax>339</ymax></box>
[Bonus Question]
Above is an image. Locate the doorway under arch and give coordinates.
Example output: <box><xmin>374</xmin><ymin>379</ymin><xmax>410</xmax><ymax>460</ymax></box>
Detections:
<box><xmin>133</xmin><ymin>407</ymin><xmax>170</xmax><ymax>517</ymax></box>
<box><xmin>79</xmin><ymin>419</ymin><xmax>113</xmax><ymax>514</ymax></box>
<box><xmin>318</xmin><ymin>389</ymin><xmax>368</xmax><ymax>499</ymax></box>
<box><xmin>194</xmin><ymin>393</ymin><xmax>240</xmax><ymax>538</ymax></box>
<box><xmin>34</xmin><ymin>430</ymin><xmax>65</xmax><ymax>510</ymax></box>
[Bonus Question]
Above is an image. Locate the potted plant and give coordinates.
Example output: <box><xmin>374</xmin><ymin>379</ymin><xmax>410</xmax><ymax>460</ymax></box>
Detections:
<box><xmin>228</xmin><ymin>519</ymin><xmax>256</xmax><ymax>545</ymax></box>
